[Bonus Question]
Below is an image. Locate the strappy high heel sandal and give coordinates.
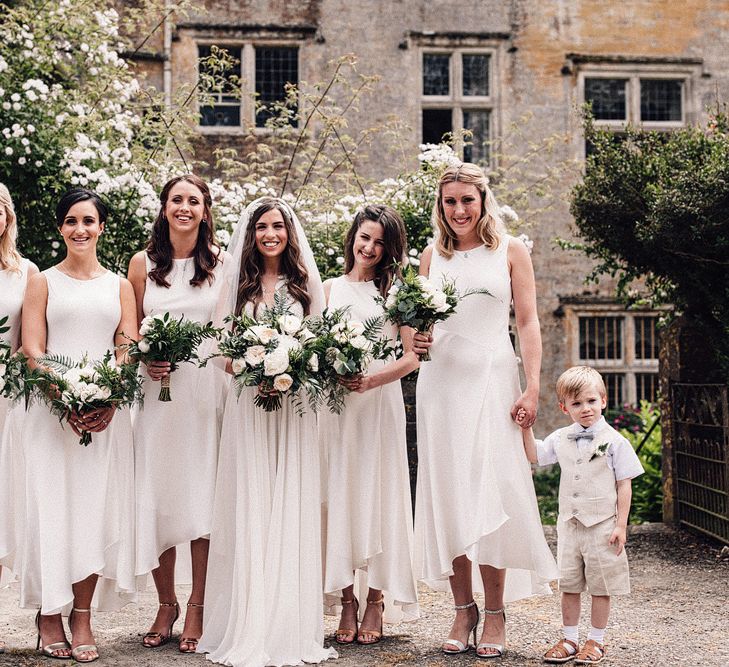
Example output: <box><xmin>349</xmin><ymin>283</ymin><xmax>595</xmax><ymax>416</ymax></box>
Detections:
<box><xmin>68</xmin><ymin>608</ymin><xmax>99</xmax><ymax>664</ymax></box>
<box><xmin>142</xmin><ymin>601</ymin><xmax>180</xmax><ymax>648</ymax></box>
<box><xmin>179</xmin><ymin>602</ymin><xmax>203</xmax><ymax>653</ymax></box>
<box><xmin>476</xmin><ymin>606</ymin><xmax>506</xmax><ymax>659</ymax></box>
<box><xmin>357</xmin><ymin>596</ymin><xmax>384</xmax><ymax>645</ymax></box>
<box><xmin>35</xmin><ymin>610</ymin><xmax>71</xmax><ymax>660</ymax></box>
<box><xmin>442</xmin><ymin>599</ymin><xmax>479</xmax><ymax>655</ymax></box>
<box><xmin>335</xmin><ymin>597</ymin><xmax>359</xmax><ymax>645</ymax></box>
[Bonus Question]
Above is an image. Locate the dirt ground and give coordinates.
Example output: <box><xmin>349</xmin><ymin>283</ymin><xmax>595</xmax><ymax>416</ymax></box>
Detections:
<box><xmin>0</xmin><ymin>524</ymin><xmax>726</xmax><ymax>666</ymax></box>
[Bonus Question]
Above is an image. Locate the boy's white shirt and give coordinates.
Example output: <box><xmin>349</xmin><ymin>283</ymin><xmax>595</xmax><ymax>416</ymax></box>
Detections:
<box><xmin>535</xmin><ymin>416</ymin><xmax>644</xmax><ymax>481</ymax></box>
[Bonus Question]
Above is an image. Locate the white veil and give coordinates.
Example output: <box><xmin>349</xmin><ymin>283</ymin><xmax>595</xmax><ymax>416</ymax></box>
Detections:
<box><xmin>218</xmin><ymin>196</ymin><xmax>325</xmax><ymax>322</ymax></box>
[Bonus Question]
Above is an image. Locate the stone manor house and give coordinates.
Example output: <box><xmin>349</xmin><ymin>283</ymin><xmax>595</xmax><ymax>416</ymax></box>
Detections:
<box><xmin>132</xmin><ymin>1</ymin><xmax>729</xmax><ymax>432</ymax></box>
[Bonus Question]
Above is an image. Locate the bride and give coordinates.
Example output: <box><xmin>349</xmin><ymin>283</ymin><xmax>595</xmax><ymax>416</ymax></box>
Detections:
<box><xmin>198</xmin><ymin>197</ymin><xmax>337</xmax><ymax>667</ymax></box>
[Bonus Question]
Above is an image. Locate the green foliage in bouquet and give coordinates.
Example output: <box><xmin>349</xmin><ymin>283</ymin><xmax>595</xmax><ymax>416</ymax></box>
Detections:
<box><xmin>31</xmin><ymin>351</ymin><xmax>143</xmax><ymax>445</ymax></box>
<box><xmin>0</xmin><ymin>315</ymin><xmax>33</xmax><ymax>405</ymax></box>
<box><xmin>306</xmin><ymin>306</ymin><xmax>394</xmax><ymax>414</ymax></box>
<box><xmin>126</xmin><ymin>313</ymin><xmax>219</xmax><ymax>401</ymax></box>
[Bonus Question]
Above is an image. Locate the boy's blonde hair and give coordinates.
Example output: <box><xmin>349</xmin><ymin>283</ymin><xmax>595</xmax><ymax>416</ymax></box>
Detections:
<box><xmin>555</xmin><ymin>366</ymin><xmax>607</xmax><ymax>403</ymax></box>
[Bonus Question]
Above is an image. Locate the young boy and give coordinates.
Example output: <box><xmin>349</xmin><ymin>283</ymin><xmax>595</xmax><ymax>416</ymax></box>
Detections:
<box><xmin>520</xmin><ymin>366</ymin><xmax>644</xmax><ymax>665</ymax></box>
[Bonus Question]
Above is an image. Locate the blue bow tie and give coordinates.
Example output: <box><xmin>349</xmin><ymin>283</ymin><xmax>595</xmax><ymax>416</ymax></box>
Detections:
<box><xmin>567</xmin><ymin>431</ymin><xmax>594</xmax><ymax>441</ymax></box>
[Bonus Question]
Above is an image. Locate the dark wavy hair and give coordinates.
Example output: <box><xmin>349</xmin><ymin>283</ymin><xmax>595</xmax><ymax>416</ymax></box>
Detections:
<box><xmin>343</xmin><ymin>204</ymin><xmax>408</xmax><ymax>298</ymax></box>
<box><xmin>55</xmin><ymin>188</ymin><xmax>108</xmax><ymax>227</ymax></box>
<box><xmin>146</xmin><ymin>175</ymin><xmax>219</xmax><ymax>287</ymax></box>
<box><xmin>235</xmin><ymin>198</ymin><xmax>311</xmax><ymax>316</ymax></box>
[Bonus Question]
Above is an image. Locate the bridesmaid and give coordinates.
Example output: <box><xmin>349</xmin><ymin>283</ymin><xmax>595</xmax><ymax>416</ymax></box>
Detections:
<box><xmin>321</xmin><ymin>205</ymin><xmax>419</xmax><ymax>645</ymax></box>
<box><xmin>199</xmin><ymin>197</ymin><xmax>337</xmax><ymax>667</ymax></box>
<box><xmin>0</xmin><ymin>182</ymin><xmax>38</xmax><ymax>653</ymax></box>
<box><xmin>3</xmin><ymin>188</ymin><xmax>137</xmax><ymax>662</ymax></box>
<box><xmin>127</xmin><ymin>174</ymin><xmax>229</xmax><ymax>652</ymax></box>
<box><xmin>412</xmin><ymin>163</ymin><xmax>557</xmax><ymax>658</ymax></box>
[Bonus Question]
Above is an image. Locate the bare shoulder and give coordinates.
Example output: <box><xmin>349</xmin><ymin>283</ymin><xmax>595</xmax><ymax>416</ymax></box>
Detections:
<box><xmin>419</xmin><ymin>245</ymin><xmax>434</xmax><ymax>276</ymax></box>
<box><xmin>506</xmin><ymin>235</ymin><xmax>532</xmax><ymax>271</ymax></box>
<box><xmin>26</xmin><ymin>270</ymin><xmax>48</xmax><ymax>291</ymax></box>
<box><xmin>26</xmin><ymin>260</ymin><xmax>39</xmax><ymax>276</ymax></box>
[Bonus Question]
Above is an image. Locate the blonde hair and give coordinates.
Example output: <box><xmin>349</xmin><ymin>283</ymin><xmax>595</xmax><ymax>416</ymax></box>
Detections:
<box><xmin>556</xmin><ymin>366</ymin><xmax>607</xmax><ymax>403</ymax></box>
<box><xmin>0</xmin><ymin>183</ymin><xmax>22</xmax><ymax>273</ymax></box>
<box><xmin>432</xmin><ymin>162</ymin><xmax>505</xmax><ymax>259</ymax></box>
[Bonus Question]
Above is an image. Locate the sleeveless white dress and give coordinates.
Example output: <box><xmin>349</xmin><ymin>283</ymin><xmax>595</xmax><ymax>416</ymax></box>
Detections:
<box><xmin>0</xmin><ymin>267</ymin><xmax>136</xmax><ymax>614</ymax></box>
<box><xmin>0</xmin><ymin>258</ymin><xmax>31</xmax><ymax>586</ymax></box>
<box><xmin>321</xmin><ymin>277</ymin><xmax>418</xmax><ymax>622</ymax></box>
<box><xmin>414</xmin><ymin>238</ymin><xmax>558</xmax><ymax>601</ymax></box>
<box><xmin>134</xmin><ymin>253</ymin><xmax>230</xmax><ymax>580</ymax></box>
<box><xmin>199</xmin><ymin>290</ymin><xmax>337</xmax><ymax>667</ymax></box>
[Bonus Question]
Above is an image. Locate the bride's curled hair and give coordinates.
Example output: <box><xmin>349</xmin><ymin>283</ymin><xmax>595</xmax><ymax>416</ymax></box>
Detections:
<box><xmin>235</xmin><ymin>198</ymin><xmax>311</xmax><ymax>316</ymax></box>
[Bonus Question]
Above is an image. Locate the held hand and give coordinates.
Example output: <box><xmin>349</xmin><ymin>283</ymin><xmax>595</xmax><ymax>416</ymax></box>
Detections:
<box><xmin>510</xmin><ymin>390</ymin><xmax>538</xmax><ymax>428</ymax></box>
<box><xmin>609</xmin><ymin>526</ymin><xmax>627</xmax><ymax>555</ymax></box>
<box><xmin>338</xmin><ymin>374</ymin><xmax>373</xmax><ymax>393</ymax></box>
<box><xmin>68</xmin><ymin>406</ymin><xmax>115</xmax><ymax>435</ymax></box>
<box><xmin>146</xmin><ymin>360</ymin><xmax>172</xmax><ymax>382</ymax></box>
<box><xmin>412</xmin><ymin>331</ymin><xmax>432</xmax><ymax>357</ymax></box>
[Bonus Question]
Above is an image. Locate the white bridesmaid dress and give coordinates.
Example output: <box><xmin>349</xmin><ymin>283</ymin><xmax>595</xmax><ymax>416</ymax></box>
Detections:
<box><xmin>0</xmin><ymin>258</ymin><xmax>31</xmax><ymax>587</ymax></box>
<box><xmin>199</xmin><ymin>292</ymin><xmax>337</xmax><ymax>667</ymax></box>
<box><xmin>321</xmin><ymin>277</ymin><xmax>418</xmax><ymax>622</ymax></box>
<box><xmin>133</xmin><ymin>253</ymin><xmax>230</xmax><ymax>580</ymax></box>
<box><xmin>0</xmin><ymin>267</ymin><xmax>136</xmax><ymax>613</ymax></box>
<box><xmin>414</xmin><ymin>237</ymin><xmax>558</xmax><ymax>601</ymax></box>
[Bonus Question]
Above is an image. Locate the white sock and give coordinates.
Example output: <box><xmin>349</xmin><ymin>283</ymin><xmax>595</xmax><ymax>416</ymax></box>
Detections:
<box><xmin>562</xmin><ymin>625</ymin><xmax>579</xmax><ymax>651</ymax></box>
<box><xmin>587</xmin><ymin>626</ymin><xmax>606</xmax><ymax>644</ymax></box>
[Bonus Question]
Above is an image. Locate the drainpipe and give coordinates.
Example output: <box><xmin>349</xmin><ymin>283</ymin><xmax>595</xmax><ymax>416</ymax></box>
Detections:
<box><xmin>163</xmin><ymin>0</ymin><xmax>172</xmax><ymax>107</ymax></box>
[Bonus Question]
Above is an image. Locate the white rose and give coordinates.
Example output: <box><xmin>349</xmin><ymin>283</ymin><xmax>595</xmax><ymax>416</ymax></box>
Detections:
<box><xmin>347</xmin><ymin>321</ymin><xmax>365</xmax><ymax>336</ymax></box>
<box><xmin>63</xmin><ymin>368</ymin><xmax>85</xmax><ymax>386</ymax></box>
<box><xmin>385</xmin><ymin>294</ymin><xmax>397</xmax><ymax>309</ymax></box>
<box><xmin>137</xmin><ymin>338</ymin><xmax>150</xmax><ymax>353</ymax></box>
<box><xmin>139</xmin><ymin>316</ymin><xmax>154</xmax><ymax>335</ymax></box>
<box><xmin>263</xmin><ymin>350</ymin><xmax>289</xmax><ymax>376</ymax></box>
<box><xmin>298</xmin><ymin>327</ymin><xmax>316</xmax><ymax>344</ymax></box>
<box><xmin>278</xmin><ymin>314</ymin><xmax>302</xmax><ymax>335</ymax></box>
<box><xmin>276</xmin><ymin>334</ymin><xmax>301</xmax><ymax>354</ymax></box>
<box><xmin>351</xmin><ymin>335</ymin><xmax>372</xmax><ymax>351</ymax></box>
<box><xmin>246</xmin><ymin>325</ymin><xmax>276</xmax><ymax>344</ymax></box>
<box><xmin>243</xmin><ymin>345</ymin><xmax>266</xmax><ymax>367</ymax></box>
<box><xmin>308</xmin><ymin>353</ymin><xmax>319</xmax><ymax>372</ymax></box>
<box><xmin>79</xmin><ymin>383</ymin><xmax>101</xmax><ymax>402</ymax></box>
<box><xmin>431</xmin><ymin>290</ymin><xmax>450</xmax><ymax>313</ymax></box>
<box><xmin>273</xmin><ymin>373</ymin><xmax>293</xmax><ymax>392</ymax></box>
<box><xmin>231</xmin><ymin>358</ymin><xmax>246</xmax><ymax>374</ymax></box>
<box><xmin>95</xmin><ymin>385</ymin><xmax>112</xmax><ymax>401</ymax></box>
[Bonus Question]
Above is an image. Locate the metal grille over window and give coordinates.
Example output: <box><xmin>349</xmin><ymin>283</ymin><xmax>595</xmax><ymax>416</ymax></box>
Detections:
<box><xmin>579</xmin><ymin>316</ymin><xmax>623</xmax><ymax>361</ymax></box>
<box><xmin>463</xmin><ymin>110</ymin><xmax>490</xmax><ymax>164</ymax></box>
<box><xmin>640</xmin><ymin>79</ymin><xmax>682</xmax><ymax>122</ymax></box>
<box><xmin>602</xmin><ymin>373</ymin><xmax>625</xmax><ymax>409</ymax></box>
<box><xmin>198</xmin><ymin>45</ymin><xmax>242</xmax><ymax>127</ymax></box>
<box><xmin>634</xmin><ymin>316</ymin><xmax>659</xmax><ymax>360</ymax></box>
<box><xmin>462</xmin><ymin>54</ymin><xmax>490</xmax><ymax>96</ymax></box>
<box><xmin>584</xmin><ymin>78</ymin><xmax>627</xmax><ymax>121</ymax></box>
<box><xmin>423</xmin><ymin>54</ymin><xmax>450</xmax><ymax>96</ymax></box>
<box><xmin>255</xmin><ymin>47</ymin><xmax>298</xmax><ymax>128</ymax></box>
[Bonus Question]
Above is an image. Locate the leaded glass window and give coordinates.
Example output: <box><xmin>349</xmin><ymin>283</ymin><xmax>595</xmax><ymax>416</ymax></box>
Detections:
<box><xmin>462</xmin><ymin>54</ymin><xmax>489</xmax><ymax>96</ymax></box>
<box><xmin>584</xmin><ymin>78</ymin><xmax>627</xmax><ymax>121</ymax></box>
<box><xmin>463</xmin><ymin>109</ymin><xmax>490</xmax><ymax>164</ymax></box>
<box><xmin>640</xmin><ymin>79</ymin><xmax>682</xmax><ymax>122</ymax></box>
<box><xmin>198</xmin><ymin>45</ymin><xmax>242</xmax><ymax>127</ymax></box>
<box><xmin>423</xmin><ymin>54</ymin><xmax>450</xmax><ymax>96</ymax></box>
<box><xmin>255</xmin><ymin>46</ymin><xmax>298</xmax><ymax>128</ymax></box>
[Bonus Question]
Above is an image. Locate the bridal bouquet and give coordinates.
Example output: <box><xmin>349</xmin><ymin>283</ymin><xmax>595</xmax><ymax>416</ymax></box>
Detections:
<box><xmin>30</xmin><ymin>352</ymin><xmax>143</xmax><ymax>445</ymax></box>
<box><xmin>126</xmin><ymin>312</ymin><xmax>219</xmax><ymax>401</ymax></box>
<box><xmin>216</xmin><ymin>295</ymin><xmax>323</xmax><ymax>413</ymax></box>
<box><xmin>379</xmin><ymin>266</ymin><xmax>491</xmax><ymax>361</ymax></box>
<box><xmin>307</xmin><ymin>307</ymin><xmax>393</xmax><ymax>413</ymax></box>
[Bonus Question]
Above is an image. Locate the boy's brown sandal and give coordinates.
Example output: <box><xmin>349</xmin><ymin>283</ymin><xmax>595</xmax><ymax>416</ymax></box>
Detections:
<box><xmin>574</xmin><ymin>639</ymin><xmax>606</xmax><ymax>664</ymax></box>
<box><xmin>543</xmin><ymin>638</ymin><xmax>578</xmax><ymax>663</ymax></box>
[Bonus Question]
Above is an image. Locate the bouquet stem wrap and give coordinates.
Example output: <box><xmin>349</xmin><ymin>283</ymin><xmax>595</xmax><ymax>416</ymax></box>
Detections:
<box><xmin>158</xmin><ymin>374</ymin><xmax>171</xmax><ymax>402</ymax></box>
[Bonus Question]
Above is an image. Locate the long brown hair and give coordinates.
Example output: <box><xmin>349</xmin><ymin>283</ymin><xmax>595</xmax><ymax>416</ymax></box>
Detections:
<box><xmin>147</xmin><ymin>175</ymin><xmax>219</xmax><ymax>287</ymax></box>
<box><xmin>433</xmin><ymin>162</ymin><xmax>503</xmax><ymax>258</ymax></box>
<box><xmin>343</xmin><ymin>204</ymin><xmax>408</xmax><ymax>298</ymax></box>
<box><xmin>235</xmin><ymin>198</ymin><xmax>311</xmax><ymax>315</ymax></box>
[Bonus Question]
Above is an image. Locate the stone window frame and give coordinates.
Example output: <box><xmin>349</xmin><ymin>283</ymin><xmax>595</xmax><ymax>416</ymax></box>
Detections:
<box><xmin>566</xmin><ymin>55</ymin><xmax>704</xmax><ymax>156</ymax></box>
<box><xmin>410</xmin><ymin>32</ymin><xmax>508</xmax><ymax>166</ymax></box>
<box><xmin>561</xmin><ymin>300</ymin><xmax>663</xmax><ymax>407</ymax></box>
<box><xmin>196</xmin><ymin>40</ymin><xmax>302</xmax><ymax>135</ymax></box>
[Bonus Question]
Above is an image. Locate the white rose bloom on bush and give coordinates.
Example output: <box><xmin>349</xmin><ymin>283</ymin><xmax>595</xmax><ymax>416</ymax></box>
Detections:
<box><xmin>263</xmin><ymin>350</ymin><xmax>289</xmax><ymax>376</ymax></box>
<box><xmin>273</xmin><ymin>373</ymin><xmax>294</xmax><ymax>392</ymax></box>
<box><xmin>431</xmin><ymin>290</ymin><xmax>450</xmax><ymax>313</ymax></box>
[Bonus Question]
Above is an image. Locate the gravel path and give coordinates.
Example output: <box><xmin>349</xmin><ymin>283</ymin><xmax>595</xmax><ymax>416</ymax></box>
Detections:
<box><xmin>1</xmin><ymin>525</ymin><xmax>726</xmax><ymax>666</ymax></box>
